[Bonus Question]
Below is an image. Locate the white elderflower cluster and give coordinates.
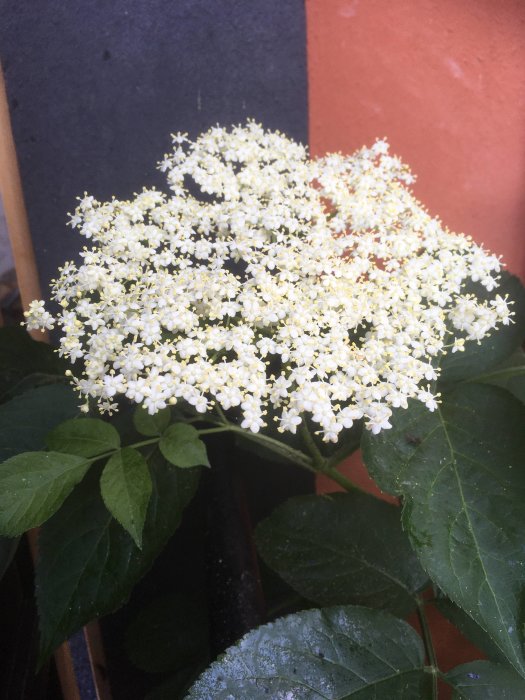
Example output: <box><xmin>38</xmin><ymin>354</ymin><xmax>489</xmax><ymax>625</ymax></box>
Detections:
<box><xmin>25</xmin><ymin>122</ymin><xmax>511</xmax><ymax>440</ymax></box>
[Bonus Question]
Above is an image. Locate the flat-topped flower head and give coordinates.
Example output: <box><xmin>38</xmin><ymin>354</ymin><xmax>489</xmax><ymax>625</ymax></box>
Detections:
<box><xmin>25</xmin><ymin>122</ymin><xmax>511</xmax><ymax>440</ymax></box>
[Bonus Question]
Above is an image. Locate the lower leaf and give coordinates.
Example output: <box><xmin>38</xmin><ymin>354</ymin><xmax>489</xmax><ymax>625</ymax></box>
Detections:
<box><xmin>0</xmin><ymin>452</ymin><xmax>90</xmax><ymax>536</ymax></box>
<box><xmin>363</xmin><ymin>384</ymin><xmax>525</xmax><ymax>676</ymax></box>
<box><xmin>36</xmin><ymin>452</ymin><xmax>200</xmax><ymax>659</ymax></box>
<box><xmin>445</xmin><ymin>661</ymin><xmax>525</xmax><ymax>699</ymax></box>
<box><xmin>255</xmin><ymin>492</ymin><xmax>428</xmax><ymax>616</ymax></box>
<box><xmin>0</xmin><ymin>383</ymin><xmax>80</xmax><ymax>461</ymax></box>
<box><xmin>100</xmin><ymin>447</ymin><xmax>152</xmax><ymax>548</ymax></box>
<box><xmin>186</xmin><ymin>605</ymin><xmax>426</xmax><ymax>699</ymax></box>
<box><xmin>160</xmin><ymin>424</ymin><xmax>210</xmax><ymax>468</ymax></box>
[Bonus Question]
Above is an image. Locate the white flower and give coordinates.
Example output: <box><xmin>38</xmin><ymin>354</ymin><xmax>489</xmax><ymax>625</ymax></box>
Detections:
<box><xmin>24</xmin><ymin>122</ymin><xmax>512</xmax><ymax>440</ymax></box>
<box><xmin>278</xmin><ymin>410</ymin><xmax>302</xmax><ymax>434</ymax></box>
<box><xmin>417</xmin><ymin>389</ymin><xmax>440</xmax><ymax>412</ymax></box>
<box><xmin>24</xmin><ymin>300</ymin><xmax>55</xmax><ymax>331</ymax></box>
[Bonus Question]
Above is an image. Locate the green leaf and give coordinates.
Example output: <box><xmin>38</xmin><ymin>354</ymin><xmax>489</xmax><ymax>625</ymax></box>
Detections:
<box><xmin>46</xmin><ymin>418</ymin><xmax>120</xmax><ymax>458</ymax></box>
<box><xmin>0</xmin><ymin>383</ymin><xmax>80</xmax><ymax>462</ymax></box>
<box><xmin>435</xmin><ymin>598</ymin><xmax>507</xmax><ymax>664</ymax></box>
<box><xmin>255</xmin><ymin>492</ymin><xmax>428</xmax><ymax>616</ymax></box>
<box><xmin>446</xmin><ymin>661</ymin><xmax>525</xmax><ymax>699</ymax></box>
<box><xmin>100</xmin><ymin>448</ymin><xmax>152</xmax><ymax>548</ymax></box>
<box><xmin>0</xmin><ymin>451</ymin><xmax>89</xmax><ymax>536</ymax></box>
<box><xmin>362</xmin><ymin>383</ymin><xmax>525</xmax><ymax>675</ymax></box>
<box><xmin>468</xmin><ymin>350</ymin><xmax>525</xmax><ymax>405</ymax></box>
<box><xmin>36</xmin><ymin>454</ymin><xmax>200</xmax><ymax>659</ymax></box>
<box><xmin>125</xmin><ymin>592</ymin><xmax>209</xmax><ymax>674</ymax></box>
<box><xmin>133</xmin><ymin>405</ymin><xmax>171</xmax><ymax>436</ymax></box>
<box><xmin>186</xmin><ymin>605</ymin><xmax>426</xmax><ymax>699</ymax></box>
<box><xmin>160</xmin><ymin>423</ymin><xmax>209</xmax><ymax>468</ymax></box>
<box><xmin>440</xmin><ymin>273</ymin><xmax>525</xmax><ymax>383</ymax></box>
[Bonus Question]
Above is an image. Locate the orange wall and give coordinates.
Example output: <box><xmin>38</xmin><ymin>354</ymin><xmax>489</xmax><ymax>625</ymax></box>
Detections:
<box><xmin>306</xmin><ymin>2</ymin><xmax>525</xmax><ymax>686</ymax></box>
<box><xmin>306</xmin><ymin>0</ymin><xmax>525</xmax><ymax>277</ymax></box>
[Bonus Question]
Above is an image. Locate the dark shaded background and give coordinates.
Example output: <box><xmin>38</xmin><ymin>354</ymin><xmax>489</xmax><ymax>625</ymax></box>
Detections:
<box><xmin>0</xmin><ymin>0</ymin><xmax>308</xmax><ymax>293</ymax></box>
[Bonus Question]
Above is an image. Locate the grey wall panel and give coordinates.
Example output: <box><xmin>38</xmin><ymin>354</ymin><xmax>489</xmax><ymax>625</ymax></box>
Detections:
<box><xmin>0</xmin><ymin>0</ymin><xmax>308</xmax><ymax>292</ymax></box>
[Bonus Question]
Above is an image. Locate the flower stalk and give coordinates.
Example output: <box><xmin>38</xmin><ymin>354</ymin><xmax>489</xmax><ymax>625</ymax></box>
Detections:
<box><xmin>417</xmin><ymin>596</ymin><xmax>439</xmax><ymax>700</ymax></box>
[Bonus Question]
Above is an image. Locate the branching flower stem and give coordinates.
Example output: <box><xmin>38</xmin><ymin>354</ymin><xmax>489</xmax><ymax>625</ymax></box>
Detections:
<box><xmin>202</xmin><ymin>411</ymin><xmax>366</xmax><ymax>491</ymax></box>
<box><xmin>416</xmin><ymin>596</ymin><xmax>439</xmax><ymax>700</ymax></box>
<box><xmin>299</xmin><ymin>421</ymin><xmax>367</xmax><ymax>494</ymax></box>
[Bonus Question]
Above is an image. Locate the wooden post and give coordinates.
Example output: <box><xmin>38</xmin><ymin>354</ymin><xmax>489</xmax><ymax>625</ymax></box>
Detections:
<box><xmin>0</xmin><ymin>65</ymin><xmax>42</xmax><ymax>317</ymax></box>
<box><xmin>0</xmin><ymin>62</ymin><xmax>112</xmax><ymax>700</ymax></box>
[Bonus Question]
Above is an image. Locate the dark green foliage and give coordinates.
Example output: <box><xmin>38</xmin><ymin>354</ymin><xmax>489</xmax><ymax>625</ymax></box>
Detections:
<box><xmin>362</xmin><ymin>384</ymin><xmax>525</xmax><ymax>675</ymax></box>
<box><xmin>256</xmin><ymin>492</ymin><xmax>428</xmax><ymax>616</ymax></box>
<box><xmin>186</xmin><ymin>606</ymin><xmax>426</xmax><ymax>699</ymax></box>
<box><xmin>36</xmin><ymin>455</ymin><xmax>200</xmax><ymax>659</ymax></box>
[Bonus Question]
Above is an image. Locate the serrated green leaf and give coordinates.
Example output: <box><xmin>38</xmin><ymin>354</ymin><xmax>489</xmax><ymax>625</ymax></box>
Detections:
<box><xmin>46</xmin><ymin>418</ymin><xmax>120</xmax><ymax>458</ymax></box>
<box><xmin>0</xmin><ymin>451</ymin><xmax>89</xmax><ymax>536</ymax></box>
<box><xmin>0</xmin><ymin>383</ymin><xmax>80</xmax><ymax>462</ymax></box>
<box><xmin>186</xmin><ymin>605</ymin><xmax>426</xmax><ymax>699</ymax></box>
<box><xmin>133</xmin><ymin>405</ymin><xmax>171</xmax><ymax>436</ymax></box>
<box><xmin>255</xmin><ymin>492</ymin><xmax>428</xmax><ymax>616</ymax></box>
<box><xmin>36</xmin><ymin>454</ymin><xmax>200</xmax><ymax>659</ymax></box>
<box><xmin>440</xmin><ymin>273</ymin><xmax>525</xmax><ymax>383</ymax></box>
<box><xmin>126</xmin><ymin>592</ymin><xmax>209</xmax><ymax>674</ymax></box>
<box><xmin>446</xmin><ymin>661</ymin><xmax>525</xmax><ymax>699</ymax></box>
<box><xmin>100</xmin><ymin>448</ymin><xmax>152</xmax><ymax>548</ymax></box>
<box><xmin>362</xmin><ymin>383</ymin><xmax>525</xmax><ymax>675</ymax></box>
<box><xmin>160</xmin><ymin>424</ymin><xmax>209</xmax><ymax>468</ymax></box>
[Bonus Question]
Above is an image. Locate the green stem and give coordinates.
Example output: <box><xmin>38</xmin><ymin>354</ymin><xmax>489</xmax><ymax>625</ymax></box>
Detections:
<box><xmin>72</xmin><ymin>437</ymin><xmax>161</xmax><ymax>468</ymax></box>
<box><xmin>225</xmin><ymin>424</ymin><xmax>316</xmax><ymax>472</ymax></box>
<box><xmin>198</xmin><ymin>426</ymin><xmax>233</xmax><ymax>435</ymax></box>
<box><xmin>132</xmin><ymin>437</ymin><xmax>162</xmax><ymax>450</ymax></box>
<box><xmin>214</xmin><ymin>404</ymin><xmax>229</xmax><ymax>424</ymax></box>
<box><xmin>319</xmin><ymin>465</ymin><xmax>367</xmax><ymax>494</ymax></box>
<box><xmin>299</xmin><ymin>421</ymin><xmax>366</xmax><ymax>494</ymax></box>
<box><xmin>298</xmin><ymin>421</ymin><xmax>325</xmax><ymax>470</ymax></box>
<box><xmin>417</xmin><ymin>596</ymin><xmax>438</xmax><ymax>700</ymax></box>
<box><xmin>325</xmin><ymin>433</ymin><xmax>362</xmax><ymax>471</ymax></box>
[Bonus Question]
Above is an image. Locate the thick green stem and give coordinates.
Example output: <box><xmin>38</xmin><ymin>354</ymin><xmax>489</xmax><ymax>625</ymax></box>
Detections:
<box><xmin>214</xmin><ymin>404</ymin><xmax>229</xmax><ymax>424</ymax></box>
<box><xmin>78</xmin><ymin>436</ymin><xmax>160</xmax><ymax>466</ymax></box>
<box><xmin>96</xmin><ymin>411</ymin><xmax>366</xmax><ymax>493</ymax></box>
<box><xmin>298</xmin><ymin>421</ymin><xmax>325</xmax><ymax>470</ymax></box>
<box><xmin>132</xmin><ymin>437</ymin><xmax>162</xmax><ymax>450</ymax></box>
<box><xmin>299</xmin><ymin>421</ymin><xmax>366</xmax><ymax>494</ymax></box>
<box><xmin>319</xmin><ymin>465</ymin><xmax>367</xmax><ymax>494</ymax></box>
<box><xmin>198</xmin><ymin>426</ymin><xmax>232</xmax><ymax>435</ymax></box>
<box><xmin>417</xmin><ymin>596</ymin><xmax>439</xmax><ymax>700</ymax></box>
<box><xmin>325</xmin><ymin>432</ymin><xmax>362</xmax><ymax>471</ymax></box>
<box><xmin>225</xmin><ymin>424</ymin><xmax>316</xmax><ymax>472</ymax></box>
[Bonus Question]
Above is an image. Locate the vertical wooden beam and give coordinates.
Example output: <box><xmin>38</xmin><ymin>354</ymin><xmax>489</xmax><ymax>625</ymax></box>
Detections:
<box><xmin>0</xmin><ymin>64</ymin><xmax>42</xmax><ymax>313</ymax></box>
<box><xmin>0</xmin><ymin>62</ymin><xmax>112</xmax><ymax>700</ymax></box>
